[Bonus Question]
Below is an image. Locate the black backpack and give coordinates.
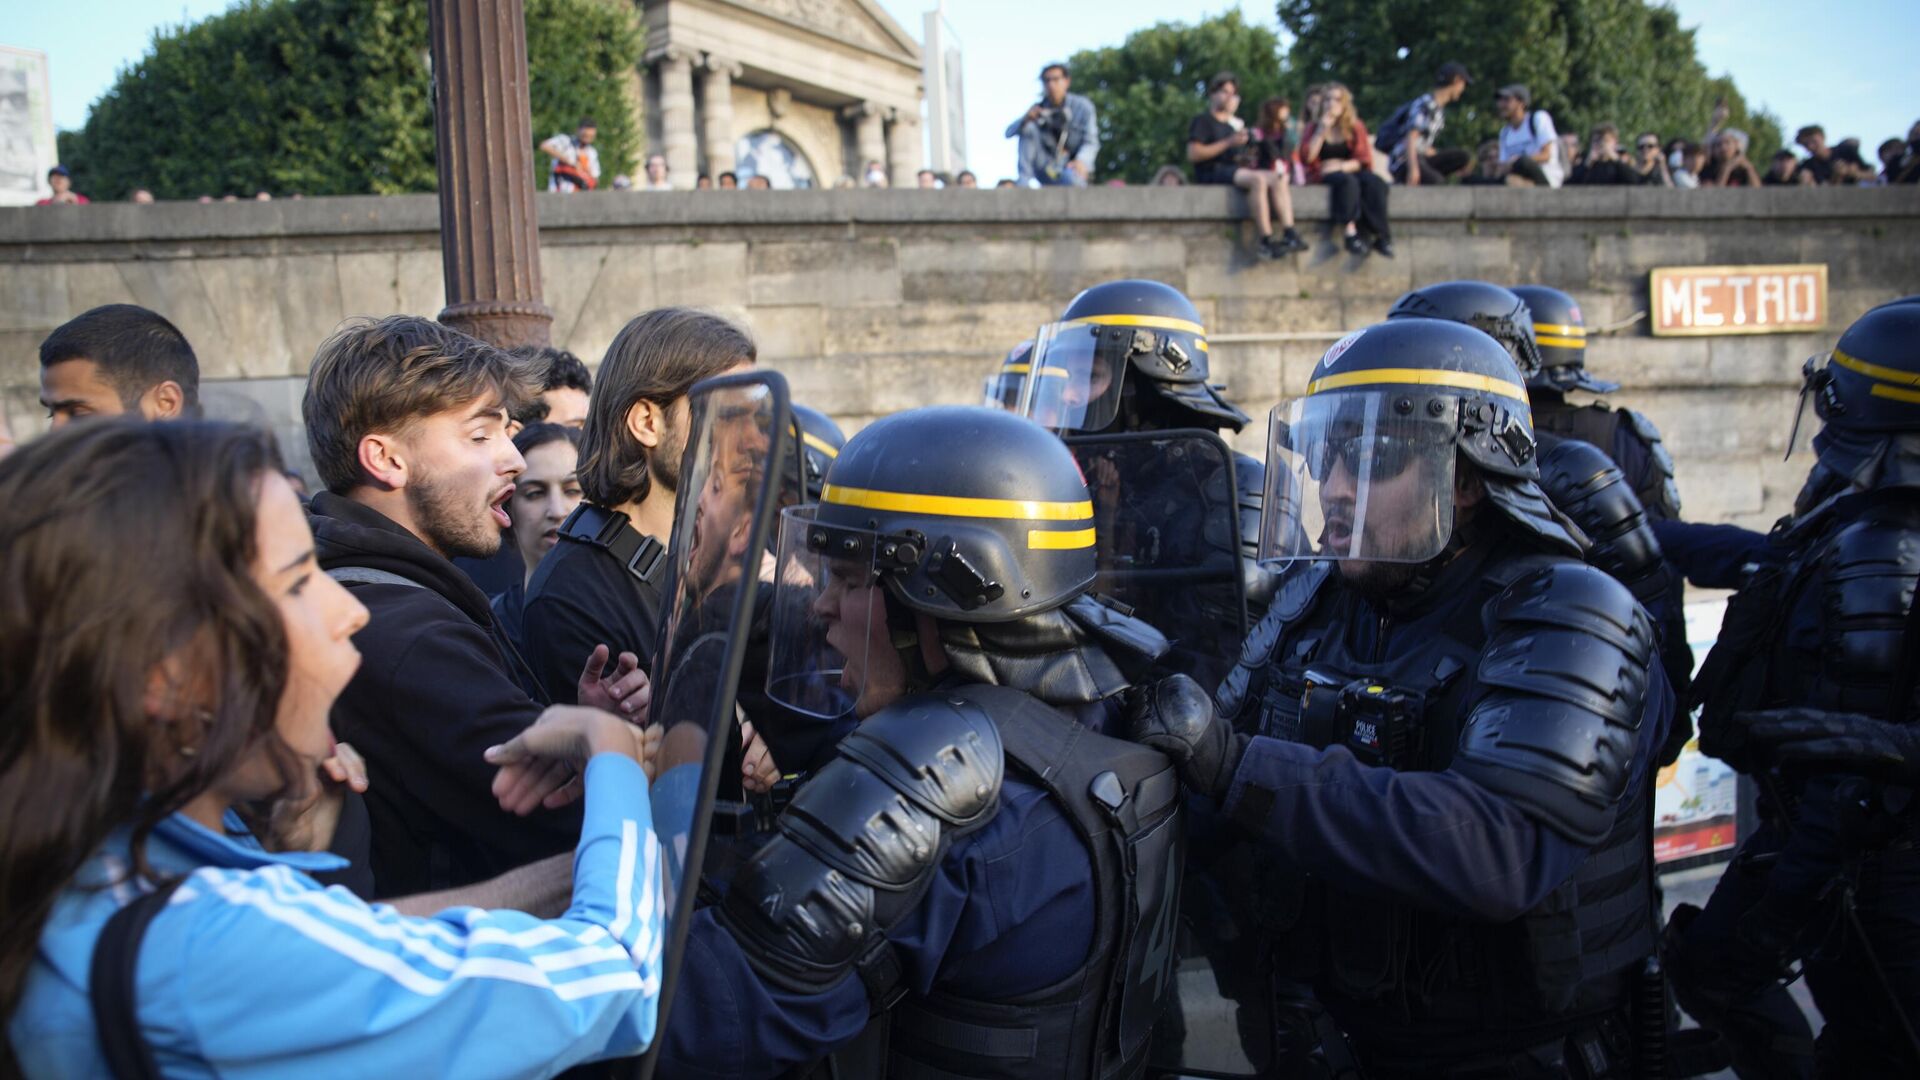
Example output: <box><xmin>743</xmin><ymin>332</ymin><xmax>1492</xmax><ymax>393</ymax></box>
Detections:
<box><xmin>1373</xmin><ymin>97</ymin><xmax>1419</xmax><ymax>153</ymax></box>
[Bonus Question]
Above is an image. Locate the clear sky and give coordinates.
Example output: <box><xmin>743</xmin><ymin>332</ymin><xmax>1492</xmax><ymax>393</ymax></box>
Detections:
<box><xmin>11</xmin><ymin>0</ymin><xmax>1917</xmax><ymax>182</ymax></box>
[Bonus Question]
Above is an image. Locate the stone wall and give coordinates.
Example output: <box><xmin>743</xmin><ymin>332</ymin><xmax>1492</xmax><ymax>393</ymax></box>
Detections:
<box><xmin>3</xmin><ymin>186</ymin><xmax>1916</xmax><ymax>527</ymax></box>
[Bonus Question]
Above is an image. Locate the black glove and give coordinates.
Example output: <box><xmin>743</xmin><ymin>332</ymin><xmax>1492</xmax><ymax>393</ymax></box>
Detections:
<box><xmin>1740</xmin><ymin>707</ymin><xmax>1920</xmax><ymax>783</ymax></box>
<box><xmin>1123</xmin><ymin>674</ymin><xmax>1246</xmax><ymax>800</ymax></box>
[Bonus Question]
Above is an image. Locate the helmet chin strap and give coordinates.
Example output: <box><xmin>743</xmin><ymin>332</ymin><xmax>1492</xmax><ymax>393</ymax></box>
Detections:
<box><xmin>883</xmin><ymin>588</ymin><xmax>939</xmax><ymax>693</ymax></box>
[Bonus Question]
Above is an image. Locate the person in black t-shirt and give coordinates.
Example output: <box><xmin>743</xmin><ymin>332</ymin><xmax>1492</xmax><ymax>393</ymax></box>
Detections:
<box><xmin>1568</xmin><ymin>124</ymin><xmax>1646</xmax><ymax>185</ymax></box>
<box><xmin>1187</xmin><ymin>71</ymin><xmax>1306</xmax><ymax>258</ymax></box>
<box><xmin>1762</xmin><ymin>150</ymin><xmax>1812</xmax><ymax>186</ymax></box>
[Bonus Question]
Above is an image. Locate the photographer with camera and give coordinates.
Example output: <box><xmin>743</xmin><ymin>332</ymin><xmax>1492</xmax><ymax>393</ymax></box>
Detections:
<box><xmin>1569</xmin><ymin>124</ymin><xmax>1645</xmax><ymax>185</ymax></box>
<box><xmin>1006</xmin><ymin>62</ymin><xmax>1099</xmax><ymax>186</ymax></box>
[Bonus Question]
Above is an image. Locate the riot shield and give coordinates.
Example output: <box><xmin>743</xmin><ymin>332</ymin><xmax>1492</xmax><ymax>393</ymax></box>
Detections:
<box><xmin>633</xmin><ymin>371</ymin><xmax>790</xmax><ymax>1080</ymax></box>
<box><xmin>1064</xmin><ymin>430</ymin><xmax>1249</xmax><ymax>689</ymax></box>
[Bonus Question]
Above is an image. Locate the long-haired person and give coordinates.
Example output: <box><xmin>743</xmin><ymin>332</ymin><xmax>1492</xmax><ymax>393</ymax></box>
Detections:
<box><xmin>1303</xmin><ymin>82</ymin><xmax>1394</xmax><ymax>257</ymax></box>
<box><xmin>1</xmin><ymin>420</ymin><xmax>662</xmax><ymax>1078</ymax></box>
<box><xmin>494</xmin><ymin>421</ymin><xmax>585</xmax><ymax>654</ymax></box>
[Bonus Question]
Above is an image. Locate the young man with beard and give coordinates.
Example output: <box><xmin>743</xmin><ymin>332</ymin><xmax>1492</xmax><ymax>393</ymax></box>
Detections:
<box><xmin>38</xmin><ymin>303</ymin><xmax>200</xmax><ymax>428</ymax></box>
<box><xmin>522</xmin><ymin>308</ymin><xmax>752</xmax><ymax>709</ymax></box>
<box><xmin>301</xmin><ymin>316</ymin><xmax>646</xmax><ymax>896</ymax></box>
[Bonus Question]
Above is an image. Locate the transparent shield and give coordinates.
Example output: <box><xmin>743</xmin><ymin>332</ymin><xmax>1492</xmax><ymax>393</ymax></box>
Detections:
<box><xmin>635</xmin><ymin>371</ymin><xmax>790</xmax><ymax>1080</ymax></box>
<box><xmin>1259</xmin><ymin>392</ymin><xmax>1458</xmax><ymax>565</ymax></box>
<box><xmin>765</xmin><ymin>505</ymin><xmax>877</xmax><ymax>722</ymax></box>
<box><xmin>1066</xmin><ymin>430</ymin><xmax>1248</xmax><ymax>688</ymax></box>
<box><xmin>1017</xmin><ymin>320</ymin><xmax>1128</xmax><ymax>433</ymax></box>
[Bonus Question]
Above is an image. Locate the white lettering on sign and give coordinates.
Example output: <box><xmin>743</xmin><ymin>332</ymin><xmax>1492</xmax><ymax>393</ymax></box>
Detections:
<box><xmin>1650</xmin><ymin>265</ymin><xmax>1828</xmax><ymax>336</ymax></box>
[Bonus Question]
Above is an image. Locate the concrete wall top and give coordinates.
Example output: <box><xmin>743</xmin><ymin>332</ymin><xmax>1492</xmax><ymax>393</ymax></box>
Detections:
<box><xmin>4</xmin><ymin>186</ymin><xmax>1914</xmax><ymax>252</ymax></box>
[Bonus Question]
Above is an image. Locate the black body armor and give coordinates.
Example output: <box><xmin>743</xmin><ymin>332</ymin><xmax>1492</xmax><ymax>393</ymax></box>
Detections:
<box><xmin>1214</xmin><ymin>538</ymin><xmax>1660</xmax><ymax>1069</ymax></box>
<box><xmin>723</xmin><ymin>684</ymin><xmax>1186</xmax><ymax>1080</ymax></box>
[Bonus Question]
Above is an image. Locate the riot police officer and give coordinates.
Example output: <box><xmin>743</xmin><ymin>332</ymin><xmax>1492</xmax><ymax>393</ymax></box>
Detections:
<box><xmin>1669</xmin><ymin>301</ymin><xmax>1920</xmax><ymax>1078</ymax></box>
<box><xmin>789</xmin><ymin>402</ymin><xmax>844</xmax><ymax>501</ymax></box>
<box><xmin>1014</xmin><ymin>280</ymin><xmax>1266</xmax><ymax>685</ymax></box>
<box><xmin>1388</xmin><ymin>280</ymin><xmax>1692</xmax><ymax>759</ymax></box>
<box><xmin>1129</xmin><ymin>318</ymin><xmax>1674</xmax><ymax>1077</ymax></box>
<box><xmin>659</xmin><ymin>405</ymin><xmax>1186</xmax><ymax>1078</ymax></box>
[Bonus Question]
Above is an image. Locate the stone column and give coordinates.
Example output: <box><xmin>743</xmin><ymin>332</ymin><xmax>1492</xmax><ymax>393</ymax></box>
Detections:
<box><xmin>700</xmin><ymin>54</ymin><xmax>742</xmax><ymax>180</ymax></box>
<box><xmin>887</xmin><ymin>111</ymin><xmax>923</xmax><ymax>189</ymax></box>
<box><xmin>427</xmin><ymin>0</ymin><xmax>552</xmax><ymax>347</ymax></box>
<box><xmin>844</xmin><ymin>102</ymin><xmax>889</xmax><ymax>184</ymax></box>
<box><xmin>657</xmin><ymin>47</ymin><xmax>699</xmax><ymax>190</ymax></box>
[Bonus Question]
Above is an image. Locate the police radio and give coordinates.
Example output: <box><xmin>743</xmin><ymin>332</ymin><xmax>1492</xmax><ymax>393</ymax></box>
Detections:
<box><xmin>1299</xmin><ymin>670</ymin><xmax>1424</xmax><ymax>768</ymax></box>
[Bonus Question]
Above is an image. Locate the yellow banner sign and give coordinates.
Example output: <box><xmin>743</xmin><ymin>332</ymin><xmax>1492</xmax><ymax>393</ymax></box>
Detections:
<box><xmin>1650</xmin><ymin>264</ymin><xmax>1828</xmax><ymax>337</ymax></box>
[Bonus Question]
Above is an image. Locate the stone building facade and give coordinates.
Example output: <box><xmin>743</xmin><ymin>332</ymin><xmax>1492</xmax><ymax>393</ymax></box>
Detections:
<box><xmin>637</xmin><ymin>0</ymin><xmax>924</xmax><ymax>189</ymax></box>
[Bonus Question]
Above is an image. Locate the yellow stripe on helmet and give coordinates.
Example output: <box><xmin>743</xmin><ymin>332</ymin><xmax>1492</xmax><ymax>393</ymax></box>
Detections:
<box><xmin>1027</xmin><ymin>526</ymin><xmax>1096</xmax><ymax>550</ymax></box>
<box><xmin>1001</xmin><ymin>363</ymin><xmax>1070</xmax><ymax>378</ymax></box>
<box><xmin>1306</xmin><ymin>367</ymin><xmax>1531</xmax><ymax>403</ymax></box>
<box><xmin>1063</xmin><ymin>313</ymin><xmax>1208</xmax><ymax>336</ymax></box>
<box><xmin>1870</xmin><ymin>383</ymin><xmax>1920</xmax><ymax>405</ymax></box>
<box><xmin>799</xmin><ymin>431</ymin><xmax>840</xmax><ymax>459</ymax></box>
<box><xmin>1532</xmin><ymin>323</ymin><xmax>1586</xmax><ymax>339</ymax></box>
<box><xmin>1535</xmin><ymin>334</ymin><xmax>1586</xmax><ymax>349</ymax></box>
<box><xmin>1830</xmin><ymin>347</ymin><xmax>1920</xmax><ymax>390</ymax></box>
<box><xmin>822</xmin><ymin>484</ymin><xmax>1094</xmax><ymax>521</ymax></box>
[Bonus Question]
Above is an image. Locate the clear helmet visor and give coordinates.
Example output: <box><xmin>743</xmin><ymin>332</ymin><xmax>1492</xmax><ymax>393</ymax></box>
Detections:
<box><xmin>983</xmin><ymin>370</ymin><xmax>1024</xmax><ymax>411</ymax></box>
<box><xmin>1017</xmin><ymin>320</ymin><xmax>1128</xmax><ymax>433</ymax></box>
<box><xmin>1259</xmin><ymin>391</ymin><xmax>1457</xmax><ymax>564</ymax></box>
<box><xmin>765</xmin><ymin>505</ymin><xmax>879</xmax><ymax>721</ymax></box>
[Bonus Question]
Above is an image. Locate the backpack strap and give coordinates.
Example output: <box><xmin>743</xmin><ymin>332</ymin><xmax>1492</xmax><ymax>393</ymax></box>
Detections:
<box><xmin>325</xmin><ymin>566</ymin><xmax>425</xmax><ymax>589</ymax></box>
<box><xmin>88</xmin><ymin>876</ymin><xmax>189</xmax><ymax>1080</ymax></box>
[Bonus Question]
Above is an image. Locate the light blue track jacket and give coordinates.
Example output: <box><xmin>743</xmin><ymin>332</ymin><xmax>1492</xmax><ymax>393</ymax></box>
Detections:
<box><xmin>10</xmin><ymin>753</ymin><xmax>662</xmax><ymax>1079</ymax></box>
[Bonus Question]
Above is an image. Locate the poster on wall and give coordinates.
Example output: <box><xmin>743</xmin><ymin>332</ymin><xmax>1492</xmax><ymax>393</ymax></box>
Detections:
<box><xmin>0</xmin><ymin>46</ymin><xmax>57</xmax><ymax>207</ymax></box>
<box><xmin>1654</xmin><ymin>595</ymin><xmax>1743</xmax><ymax>865</ymax></box>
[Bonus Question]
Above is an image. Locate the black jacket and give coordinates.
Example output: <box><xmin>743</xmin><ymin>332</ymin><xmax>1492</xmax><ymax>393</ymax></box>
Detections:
<box><xmin>309</xmin><ymin>492</ymin><xmax>578</xmax><ymax>896</ymax></box>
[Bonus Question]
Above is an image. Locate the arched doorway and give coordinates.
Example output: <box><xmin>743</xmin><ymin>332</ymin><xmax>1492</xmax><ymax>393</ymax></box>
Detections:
<box><xmin>735</xmin><ymin>129</ymin><xmax>817</xmax><ymax>189</ymax></box>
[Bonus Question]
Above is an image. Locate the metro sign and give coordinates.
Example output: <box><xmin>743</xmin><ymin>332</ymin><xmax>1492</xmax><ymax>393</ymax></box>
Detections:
<box><xmin>1650</xmin><ymin>264</ymin><xmax>1828</xmax><ymax>337</ymax></box>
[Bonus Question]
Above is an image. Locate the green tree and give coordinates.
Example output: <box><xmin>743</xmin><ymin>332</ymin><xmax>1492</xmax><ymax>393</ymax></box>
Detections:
<box><xmin>1068</xmin><ymin>11</ymin><xmax>1291</xmax><ymax>184</ymax></box>
<box><xmin>1277</xmin><ymin>0</ymin><xmax>1781</xmax><ymax>164</ymax></box>
<box><xmin>61</xmin><ymin>0</ymin><xmax>642</xmax><ymax>200</ymax></box>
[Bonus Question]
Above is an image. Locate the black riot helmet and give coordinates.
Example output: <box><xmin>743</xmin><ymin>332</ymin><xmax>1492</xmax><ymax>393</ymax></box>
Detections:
<box><xmin>1261</xmin><ymin>318</ymin><xmax>1583</xmax><ymax>564</ymax></box>
<box><xmin>1803</xmin><ymin>303</ymin><xmax>1920</xmax><ymax>438</ymax></box>
<box><xmin>982</xmin><ymin>339</ymin><xmax>1036</xmax><ymax>411</ymax></box>
<box><xmin>1510</xmin><ymin>284</ymin><xmax>1620</xmax><ymax>395</ymax></box>
<box><xmin>1019</xmin><ymin>279</ymin><xmax>1251</xmax><ymax>433</ymax></box>
<box><xmin>789</xmin><ymin>402</ymin><xmax>845</xmax><ymax>499</ymax></box>
<box><xmin>1387</xmin><ymin>281</ymin><xmax>1546</xmax><ymax>380</ymax></box>
<box><xmin>766</xmin><ymin>407</ymin><xmax>1100</xmax><ymax>717</ymax></box>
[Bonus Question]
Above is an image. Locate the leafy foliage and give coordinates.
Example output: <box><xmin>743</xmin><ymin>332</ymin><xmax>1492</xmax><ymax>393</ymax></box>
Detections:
<box><xmin>1068</xmin><ymin>11</ymin><xmax>1291</xmax><ymax>184</ymax></box>
<box><xmin>1276</xmin><ymin>0</ymin><xmax>1783</xmax><ymax>162</ymax></box>
<box><xmin>60</xmin><ymin>0</ymin><xmax>642</xmax><ymax>200</ymax></box>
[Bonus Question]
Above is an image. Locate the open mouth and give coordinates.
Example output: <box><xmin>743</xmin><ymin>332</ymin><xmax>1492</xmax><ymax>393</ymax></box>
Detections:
<box><xmin>1322</xmin><ymin>517</ymin><xmax>1353</xmax><ymax>553</ymax></box>
<box><xmin>489</xmin><ymin>486</ymin><xmax>514</xmax><ymax>529</ymax></box>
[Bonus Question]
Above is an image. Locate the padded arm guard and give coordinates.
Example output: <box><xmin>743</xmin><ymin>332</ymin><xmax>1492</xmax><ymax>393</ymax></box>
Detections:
<box><xmin>1454</xmin><ymin>562</ymin><xmax>1656</xmax><ymax>846</ymax></box>
<box><xmin>717</xmin><ymin>695</ymin><xmax>1004</xmax><ymax>993</ymax></box>
<box><xmin>1539</xmin><ymin>435</ymin><xmax>1670</xmax><ymax>613</ymax></box>
<box><xmin>1819</xmin><ymin>508</ymin><xmax>1920</xmax><ymax>715</ymax></box>
<box><xmin>1621</xmin><ymin>410</ymin><xmax>1683</xmax><ymax>521</ymax></box>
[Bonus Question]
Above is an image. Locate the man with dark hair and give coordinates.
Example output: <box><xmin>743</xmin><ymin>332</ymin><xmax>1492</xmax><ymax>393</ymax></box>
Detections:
<box><xmin>1381</xmin><ymin>61</ymin><xmax>1472</xmax><ymax>186</ymax></box>
<box><xmin>1794</xmin><ymin>124</ymin><xmax>1868</xmax><ymax>185</ymax></box>
<box><xmin>1007</xmin><ymin>61</ymin><xmax>1099</xmax><ymax>186</ymax></box>
<box><xmin>506</xmin><ymin>345</ymin><xmax>593</xmax><ymax>429</ymax></box>
<box><xmin>38</xmin><ymin>303</ymin><xmax>200</xmax><ymax>428</ymax></box>
<box><xmin>522</xmin><ymin>307</ymin><xmax>754</xmax><ymax>708</ymax></box>
<box><xmin>302</xmin><ymin>315</ymin><xmax>644</xmax><ymax>896</ymax></box>
<box><xmin>540</xmin><ymin>117</ymin><xmax>600</xmax><ymax>192</ymax></box>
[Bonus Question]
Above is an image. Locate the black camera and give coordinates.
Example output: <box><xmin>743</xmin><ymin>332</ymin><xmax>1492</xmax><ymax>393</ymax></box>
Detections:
<box><xmin>1299</xmin><ymin>671</ymin><xmax>1424</xmax><ymax>768</ymax></box>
